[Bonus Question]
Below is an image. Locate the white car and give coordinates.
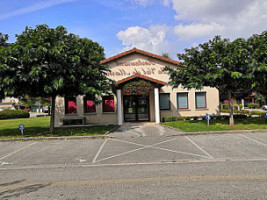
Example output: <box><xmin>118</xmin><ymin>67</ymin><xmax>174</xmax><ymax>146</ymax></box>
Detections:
<box><xmin>263</xmin><ymin>105</ymin><xmax>267</xmax><ymax>110</ymax></box>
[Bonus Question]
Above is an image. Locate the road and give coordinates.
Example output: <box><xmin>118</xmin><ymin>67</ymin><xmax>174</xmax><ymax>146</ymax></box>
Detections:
<box><xmin>1</xmin><ymin>124</ymin><xmax>267</xmax><ymax>199</ymax></box>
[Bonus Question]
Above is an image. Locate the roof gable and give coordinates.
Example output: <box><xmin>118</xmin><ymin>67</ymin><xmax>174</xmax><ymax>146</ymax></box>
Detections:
<box><xmin>115</xmin><ymin>73</ymin><xmax>167</xmax><ymax>86</ymax></box>
<box><xmin>101</xmin><ymin>48</ymin><xmax>180</xmax><ymax>66</ymax></box>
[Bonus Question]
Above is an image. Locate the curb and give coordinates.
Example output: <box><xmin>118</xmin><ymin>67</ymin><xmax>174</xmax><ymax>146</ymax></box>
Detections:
<box><xmin>0</xmin><ymin>135</ymin><xmax>112</xmax><ymax>142</ymax></box>
<box><xmin>0</xmin><ymin>125</ymin><xmax>121</xmax><ymax>142</ymax></box>
<box><xmin>104</xmin><ymin>125</ymin><xmax>121</xmax><ymax>135</ymax></box>
<box><xmin>160</xmin><ymin>124</ymin><xmax>267</xmax><ymax>136</ymax></box>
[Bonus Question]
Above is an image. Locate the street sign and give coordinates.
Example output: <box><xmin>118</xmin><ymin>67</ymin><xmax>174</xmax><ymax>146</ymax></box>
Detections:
<box><xmin>205</xmin><ymin>114</ymin><xmax>211</xmax><ymax>126</ymax></box>
<box><xmin>265</xmin><ymin>113</ymin><xmax>267</xmax><ymax>118</ymax></box>
<box><xmin>19</xmin><ymin>124</ymin><xmax>25</xmax><ymax>130</ymax></box>
<box><xmin>18</xmin><ymin>124</ymin><xmax>25</xmax><ymax>136</ymax></box>
<box><xmin>205</xmin><ymin>114</ymin><xmax>211</xmax><ymax>120</ymax></box>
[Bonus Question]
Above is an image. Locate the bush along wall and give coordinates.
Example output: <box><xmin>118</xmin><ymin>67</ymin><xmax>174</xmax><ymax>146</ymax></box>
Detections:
<box><xmin>162</xmin><ymin>115</ymin><xmax>248</xmax><ymax>122</ymax></box>
<box><xmin>0</xmin><ymin>110</ymin><xmax>30</xmax><ymax>120</ymax></box>
<box><xmin>220</xmin><ymin>109</ymin><xmax>266</xmax><ymax>117</ymax></box>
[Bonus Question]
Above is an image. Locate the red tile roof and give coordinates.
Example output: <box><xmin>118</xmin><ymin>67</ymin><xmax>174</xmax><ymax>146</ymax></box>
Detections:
<box><xmin>115</xmin><ymin>73</ymin><xmax>167</xmax><ymax>86</ymax></box>
<box><xmin>101</xmin><ymin>48</ymin><xmax>180</xmax><ymax>66</ymax></box>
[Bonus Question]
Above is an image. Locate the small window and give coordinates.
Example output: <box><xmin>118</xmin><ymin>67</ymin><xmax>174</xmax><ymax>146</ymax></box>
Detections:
<box><xmin>159</xmin><ymin>93</ymin><xmax>170</xmax><ymax>110</ymax></box>
<box><xmin>65</xmin><ymin>97</ymin><xmax>77</xmax><ymax>114</ymax></box>
<box><xmin>177</xmin><ymin>93</ymin><xmax>188</xmax><ymax>109</ymax></box>
<box><xmin>84</xmin><ymin>97</ymin><xmax>96</xmax><ymax>113</ymax></box>
<box><xmin>195</xmin><ymin>92</ymin><xmax>206</xmax><ymax>109</ymax></box>
<box><xmin>103</xmin><ymin>95</ymin><xmax>115</xmax><ymax>112</ymax></box>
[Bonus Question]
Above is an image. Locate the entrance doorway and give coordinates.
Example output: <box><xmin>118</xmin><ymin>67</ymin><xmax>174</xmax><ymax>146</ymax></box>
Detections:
<box><xmin>123</xmin><ymin>95</ymin><xmax>150</xmax><ymax>122</ymax></box>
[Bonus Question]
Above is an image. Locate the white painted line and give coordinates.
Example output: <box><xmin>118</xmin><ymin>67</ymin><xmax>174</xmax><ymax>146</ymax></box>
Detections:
<box><xmin>94</xmin><ymin>146</ymin><xmax>148</xmax><ymax>163</ymax></box>
<box><xmin>185</xmin><ymin>136</ymin><xmax>214</xmax><ymax>159</ymax></box>
<box><xmin>79</xmin><ymin>159</ymin><xmax>86</xmax><ymax>163</ymax></box>
<box><xmin>239</xmin><ymin>134</ymin><xmax>267</xmax><ymax>147</ymax></box>
<box><xmin>0</xmin><ymin>142</ymin><xmax>37</xmax><ymax>161</ymax></box>
<box><xmin>97</xmin><ymin>137</ymin><xmax>208</xmax><ymax>162</ymax></box>
<box><xmin>95</xmin><ymin>138</ymin><xmax>178</xmax><ymax>163</ymax></box>
<box><xmin>0</xmin><ymin>161</ymin><xmax>12</xmax><ymax>166</ymax></box>
<box><xmin>156</xmin><ymin>125</ymin><xmax>165</xmax><ymax>136</ymax></box>
<box><xmin>150</xmin><ymin>146</ymin><xmax>210</xmax><ymax>159</ymax></box>
<box><xmin>110</xmin><ymin>138</ymin><xmax>144</xmax><ymax>147</ymax></box>
<box><xmin>92</xmin><ymin>139</ymin><xmax>108</xmax><ymax>163</ymax></box>
<box><xmin>110</xmin><ymin>137</ymin><xmax>178</xmax><ymax>148</ymax></box>
<box><xmin>129</xmin><ymin>130</ymin><xmax>141</xmax><ymax>137</ymax></box>
<box><xmin>137</xmin><ymin>127</ymin><xmax>146</xmax><ymax>137</ymax></box>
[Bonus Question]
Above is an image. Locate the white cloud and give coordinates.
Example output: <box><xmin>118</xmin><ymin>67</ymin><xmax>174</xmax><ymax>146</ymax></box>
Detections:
<box><xmin>174</xmin><ymin>23</ymin><xmax>224</xmax><ymax>40</ymax></box>
<box><xmin>0</xmin><ymin>0</ymin><xmax>76</xmax><ymax>20</ymax></box>
<box><xmin>117</xmin><ymin>0</ymin><xmax>267</xmax><ymax>58</ymax></box>
<box><xmin>117</xmin><ymin>25</ymin><xmax>175</xmax><ymax>55</ymax></box>
<box><xmin>170</xmin><ymin>0</ymin><xmax>267</xmax><ymax>40</ymax></box>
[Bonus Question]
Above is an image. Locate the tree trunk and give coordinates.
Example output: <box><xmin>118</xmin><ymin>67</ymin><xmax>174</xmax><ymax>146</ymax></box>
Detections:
<box><xmin>228</xmin><ymin>89</ymin><xmax>234</xmax><ymax>126</ymax></box>
<box><xmin>50</xmin><ymin>96</ymin><xmax>56</xmax><ymax>134</ymax></box>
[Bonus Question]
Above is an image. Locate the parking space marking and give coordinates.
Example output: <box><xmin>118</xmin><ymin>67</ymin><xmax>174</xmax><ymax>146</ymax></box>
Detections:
<box><xmin>92</xmin><ymin>139</ymin><xmax>108</xmax><ymax>163</ymax></box>
<box><xmin>94</xmin><ymin>137</ymin><xmax>210</xmax><ymax>163</ymax></box>
<box><xmin>129</xmin><ymin>130</ymin><xmax>141</xmax><ymax>137</ymax></box>
<box><xmin>239</xmin><ymin>134</ymin><xmax>267</xmax><ymax>147</ymax></box>
<box><xmin>185</xmin><ymin>136</ymin><xmax>214</xmax><ymax>159</ymax></box>
<box><xmin>157</xmin><ymin>126</ymin><xmax>165</xmax><ymax>136</ymax></box>
<box><xmin>0</xmin><ymin>142</ymin><xmax>37</xmax><ymax>161</ymax></box>
<box><xmin>111</xmin><ymin>138</ymin><xmax>209</xmax><ymax>159</ymax></box>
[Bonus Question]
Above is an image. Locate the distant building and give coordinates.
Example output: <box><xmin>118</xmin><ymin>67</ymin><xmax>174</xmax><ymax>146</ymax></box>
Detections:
<box><xmin>0</xmin><ymin>97</ymin><xmax>19</xmax><ymax>110</ymax></box>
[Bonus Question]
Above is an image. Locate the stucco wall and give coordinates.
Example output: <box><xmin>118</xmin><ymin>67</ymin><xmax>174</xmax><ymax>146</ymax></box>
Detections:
<box><xmin>54</xmin><ymin>52</ymin><xmax>220</xmax><ymax>126</ymax></box>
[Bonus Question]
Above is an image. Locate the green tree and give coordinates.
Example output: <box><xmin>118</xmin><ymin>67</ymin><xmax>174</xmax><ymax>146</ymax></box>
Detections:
<box><xmin>166</xmin><ymin>36</ymin><xmax>253</xmax><ymax>126</ymax></box>
<box><xmin>162</xmin><ymin>53</ymin><xmax>171</xmax><ymax>59</ymax></box>
<box><xmin>0</xmin><ymin>33</ymin><xmax>11</xmax><ymax>99</ymax></box>
<box><xmin>248</xmin><ymin>31</ymin><xmax>267</xmax><ymax>104</ymax></box>
<box><xmin>0</xmin><ymin>25</ymin><xmax>112</xmax><ymax>133</ymax></box>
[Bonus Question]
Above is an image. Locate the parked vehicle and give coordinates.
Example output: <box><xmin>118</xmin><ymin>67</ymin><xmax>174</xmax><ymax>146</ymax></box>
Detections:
<box><xmin>263</xmin><ymin>105</ymin><xmax>267</xmax><ymax>110</ymax></box>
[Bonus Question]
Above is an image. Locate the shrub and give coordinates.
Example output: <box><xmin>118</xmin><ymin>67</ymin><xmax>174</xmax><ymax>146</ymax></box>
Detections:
<box><xmin>233</xmin><ymin>104</ymin><xmax>239</xmax><ymax>110</ymax></box>
<box><xmin>220</xmin><ymin>109</ymin><xmax>229</xmax><ymax>113</ymax></box>
<box><xmin>162</xmin><ymin>116</ymin><xmax>186</xmax><ymax>122</ymax></box>
<box><xmin>0</xmin><ymin>110</ymin><xmax>30</xmax><ymax>120</ymax></box>
<box><xmin>239</xmin><ymin>104</ymin><xmax>243</xmax><ymax>110</ymax></box>
<box><xmin>248</xmin><ymin>103</ymin><xmax>260</xmax><ymax>109</ymax></box>
<box><xmin>222</xmin><ymin>104</ymin><xmax>228</xmax><ymax>109</ymax></box>
<box><xmin>233</xmin><ymin>114</ymin><xmax>247</xmax><ymax>119</ymax></box>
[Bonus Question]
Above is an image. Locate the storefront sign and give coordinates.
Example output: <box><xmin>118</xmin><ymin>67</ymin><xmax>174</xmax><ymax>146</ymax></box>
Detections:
<box><xmin>107</xmin><ymin>67</ymin><xmax>168</xmax><ymax>77</ymax></box>
<box><xmin>115</xmin><ymin>58</ymin><xmax>156</xmax><ymax>67</ymax></box>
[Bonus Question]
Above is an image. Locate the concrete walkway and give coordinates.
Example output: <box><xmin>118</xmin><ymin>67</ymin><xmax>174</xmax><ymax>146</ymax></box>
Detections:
<box><xmin>110</xmin><ymin>123</ymin><xmax>184</xmax><ymax>138</ymax></box>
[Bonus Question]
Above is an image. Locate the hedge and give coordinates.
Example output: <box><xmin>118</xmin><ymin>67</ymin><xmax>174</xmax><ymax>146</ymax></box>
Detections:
<box><xmin>162</xmin><ymin>114</ymin><xmax>248</xmax><ymax>122</ymax></box>
<box><xmin>248</xmin><ymin>103</ymin><xmax>260</xmax><ymax>109</ymax></box>
<box><xmin>0</xmin><ymin>110</ymin><xmax>30</xmax><ymax>120</ymax></box>
<box><xmin>220</xmin><ymin>109</ymin><xmax>266</xmax><ymax>117</ymax></box>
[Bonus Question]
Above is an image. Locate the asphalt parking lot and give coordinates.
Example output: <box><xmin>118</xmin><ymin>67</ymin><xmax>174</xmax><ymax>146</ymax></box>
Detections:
<box><xmin>0</xmin><ymin>124</ymin><xmax>267</xmax><ymax>167</ymax></box>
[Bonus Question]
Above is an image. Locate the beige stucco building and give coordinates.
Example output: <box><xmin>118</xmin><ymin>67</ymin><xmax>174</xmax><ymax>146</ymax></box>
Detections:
<box><xmin>55</xmin><ymin>48</ymin><xmax>219</xmax><ymax>126</ymax></box>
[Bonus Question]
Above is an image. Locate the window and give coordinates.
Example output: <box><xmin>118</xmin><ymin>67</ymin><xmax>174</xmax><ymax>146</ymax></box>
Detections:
<box><xmin>102</xmin><ymin>95</ymin><xmax>115</xmax><ymax>112</ymax></box>
<box><xmin>177</xmin><ymin>93</ymin><xmax>188</xmax><ymax>109</ymax></box>
<box><xmin>84</xmin><ymin>97</ymin><xmax>96</xmax><ymax>113</ymax></box>
<box><xmin>195</xmin><ymin>92</ymin><xmax>206</xmax><ymax>109</ymax></box>
<box><xmin>65</xmin><ymin>97</ymin><xmax>77</xmax><ymax>114</ymax></box>
<box><xmin>159</xmin><ymin>93</ymin><xmax>170</xmax><ymax>110</ymax></box>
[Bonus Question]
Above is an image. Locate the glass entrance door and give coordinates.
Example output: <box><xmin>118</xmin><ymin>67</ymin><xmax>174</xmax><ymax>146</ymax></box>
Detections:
<box><xmin>124</xmin><ymin>96</ymin><xmax>149</xmax><ymax>122</ymax></box>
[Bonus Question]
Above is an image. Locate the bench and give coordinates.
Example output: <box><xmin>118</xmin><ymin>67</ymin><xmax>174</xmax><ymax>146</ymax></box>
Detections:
<box><xmin>62</xmin><ymin>117</ymin><xmax>86</xmax><ymax>125</ymax></box>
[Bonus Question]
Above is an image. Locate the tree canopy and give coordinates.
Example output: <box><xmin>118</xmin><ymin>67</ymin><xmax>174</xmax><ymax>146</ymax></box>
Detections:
<box><xmin>0</xmin><ymin>25</ymin><xmax>112</xmax><ymax>133</ymax></box>
<box><xmin>248</xmin><ymin>31</ymin><xmax>267</xmax><ymax>103</ymax></box>
<box><xmin>167</xmin><ymin>35</ymin><xmax>254</xmax><ymax>126</ymax></box>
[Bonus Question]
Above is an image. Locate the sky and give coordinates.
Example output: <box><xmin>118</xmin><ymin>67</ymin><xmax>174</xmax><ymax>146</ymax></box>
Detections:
<box><xmin>0</xmin><ymin>0</ymin><xmax>266</xmax><ymax>60</ymax></box>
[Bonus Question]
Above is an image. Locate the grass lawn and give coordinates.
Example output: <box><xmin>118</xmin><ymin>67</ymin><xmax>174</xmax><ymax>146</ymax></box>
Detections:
<box><xmin>0</xmin><ymin>116</ymin><xmax>117</xmax><ymax>139</ymax></box>
<box><xmin>163</xmin><ymin>117</ymin><xmax>267</xmax><ymax>132</ymax></box>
